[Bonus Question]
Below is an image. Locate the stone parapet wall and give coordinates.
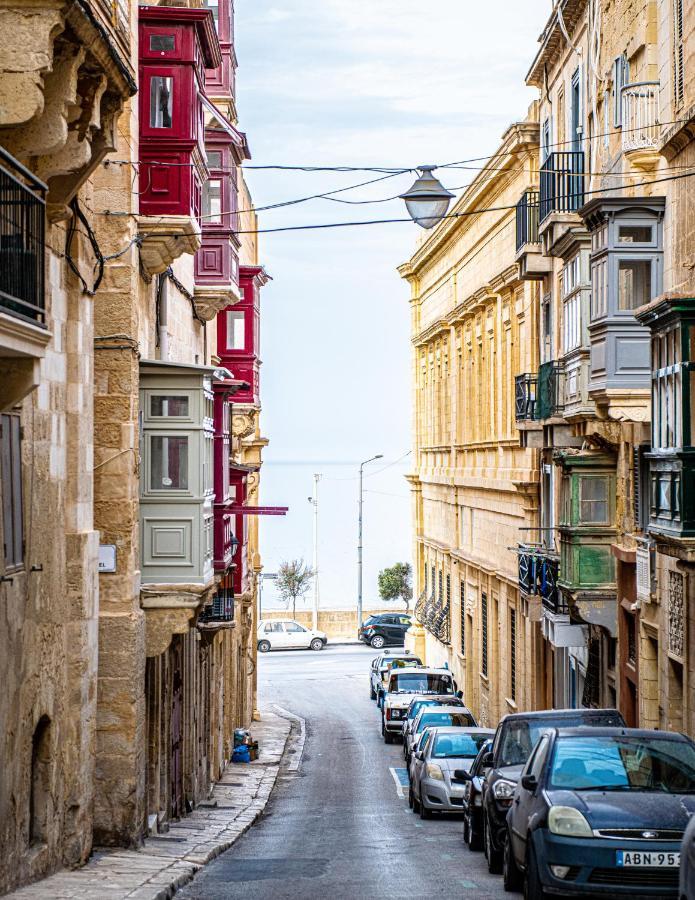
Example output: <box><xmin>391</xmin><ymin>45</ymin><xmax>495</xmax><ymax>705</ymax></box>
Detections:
<box><xmin>260</xmin><ymin>608</ymin><xmax>406</xmax><ymax>641</ymax></box>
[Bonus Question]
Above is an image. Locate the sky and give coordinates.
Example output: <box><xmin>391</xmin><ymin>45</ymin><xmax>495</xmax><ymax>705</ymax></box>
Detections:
<box><xmin>233</xmin><ymin>0</ymin><xmax>552</xmax><ymax>611</ymax></box>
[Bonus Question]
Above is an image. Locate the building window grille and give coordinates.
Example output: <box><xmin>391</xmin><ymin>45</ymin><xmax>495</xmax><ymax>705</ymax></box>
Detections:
<box><xmin>481</xmin><ymin>592</ymin><xmax>488</xmax><ymax>678</ymax></box>
<box><xmin>582</xmin><ymin>634</ymin><xmax>601</xmax><ymax>707</ymax></box>
<box><xmin>1</xmin><ymin>413</ymin><xmax>24</xmax><ymax>571</ymax></box>
<box><xmin>674</xmin><ymin>0</ymin><xmax>684</xmax><ymax>107</ymax></box>
<box><xmin>424</xmin><ymin>565</ymin><xmax>427</xmax><ymax>596</ymax></box>
<box><xmin>627</xmin><ymin>615</ymin><xmax>637</xmax><ymax>665</ymax></box>
<box><xmin>668</xmin><ymin>571</ymin><xmax>684</xmax><ymax>659</ymax></box>
<box><xmin>431</xmin><ymin>565</ymin><xmax>436</xmax><ymax>597</ymax></box>
<box><xmin>510</xmin><ymin>608</ymin><xmax>517</xmax><ymax>701</ymax></box>
<box><xmin>438</xmin><ymin>570</ymin><xmax>442</xmax><ymax>604</ymax></box>
<box><xmin>460</xmin><ymin>580</ymin><xmax>466</xmax><ymax>656</ymax></box>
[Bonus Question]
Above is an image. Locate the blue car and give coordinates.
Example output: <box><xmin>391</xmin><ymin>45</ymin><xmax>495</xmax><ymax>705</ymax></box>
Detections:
<box><xmin>504</xmin><ymin>727</ymin><xmax>695</xmax><ymax>898</ymax></box>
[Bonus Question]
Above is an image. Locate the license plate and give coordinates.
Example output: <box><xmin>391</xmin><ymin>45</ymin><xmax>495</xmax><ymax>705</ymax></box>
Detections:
<box><xmin>616</xmin><ymin>851</ymin><xmax>680</xmax><ymax>867</ymax></box>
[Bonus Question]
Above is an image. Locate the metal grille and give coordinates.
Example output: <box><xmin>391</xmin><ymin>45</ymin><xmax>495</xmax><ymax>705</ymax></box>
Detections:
<box><xmin>414</xmin><ymin>575</ymin><xmax>451</xmax><ymax>645</ymax></box>
<box><xmin>668</xmin><ymin>570</ymin><xmax>684</xmax><ymax>659</ymax></box>
<box><xmin>0</xmin><ymin>147</ymin><xmax>46</xmax><ymax>325</ymax></box>
<box><xmin>539</xmin><ymin>151</ymin><xmax>585</xmax><ymax>222</ymax></box>
<box><xmin>510</xmin><ymin>608</ymin><xmax>517</xmax><ymax>701</ymax></box>
<box><xmin>535</xmin><ymin>361</ymin><xmax>562</xmax><ymax>419</ymax></box>
<box><xmin>674</xmin><ymin>0</ymin><xmax>684</xmax><ymax>107</ymax></box>
<box><xmin>515</xmin><ymin>189</ymin><xmax>540</xmax><ymax>250</ymax></box>
<box><xmin>582</xmin><ymin>634</ymin><xmax>601</xmax><ymax>708</ymax></box>
<box><xmin>199</xmin><ymin>584</ymin><xmax>234</xmax><ymax>623</ymax></box>
<box><xmin>460</xmin><ymin>580</ymin><xmax>465</xmax><ymax>656</ymax></box>
<box><xmin>438</xmin><ymin>570</ymin><xmax>442</xmax><ymax>605</ymax></box>
<box><xmin>627</xmin><ymin>614</ymin><xmax>637</xmax><ymax>665</ymax></box>
<box><xmin>514</xmin><ymin>373</ymin><xmax>537</xmax><ymax>421</ymax></box>
<box><xmin>481</xmin><ymin>592</ymin><xmax>488</xmax><ymax>678</ymax></box>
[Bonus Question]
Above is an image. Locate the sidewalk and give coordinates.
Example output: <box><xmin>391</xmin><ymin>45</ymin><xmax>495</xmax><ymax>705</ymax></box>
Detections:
<box><xmin>9</xmin><ymin>710</ymin><xmax>292</xmax><ymax>900</ymax></box>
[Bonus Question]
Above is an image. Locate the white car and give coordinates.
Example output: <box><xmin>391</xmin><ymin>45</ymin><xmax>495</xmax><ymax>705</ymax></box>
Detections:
<box><xmin>257</xmin><ymin>619</ymin><xmax>327</xmax><ymax>652</ymax></box>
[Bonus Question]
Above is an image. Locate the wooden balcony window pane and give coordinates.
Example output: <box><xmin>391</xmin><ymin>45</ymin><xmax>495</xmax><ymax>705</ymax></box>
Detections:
<box><xmin>618</xmin><ymin>259</ymin><xmax>652</xmax><ymax>310</ymax></box>
<box><xmin>150</xmin><ymin>34</ymin><xmax>175</xmax><ymax>52</ymax></box>
<box><xmin>579</xmin><ymin>476</ymin><xmax>609</xmax><ymax>524</ymax></box>
<box><xmin>151</xmin><ymin>395</ymin><xmax>189</xmax><ymax>417</ymax></box>
<box><xmin>1</xmin><ymin>414</ymin><xmax>23</xmax><ymax>570</ymax></box>
<box><xmin>226</xmin><ymin>310</ymin><xmax>245</xmax><ymax>349</ymax></box>
<box><xmin>618</xmin><ymin>225</ymin><xmax>652</xmax><ymax>243</ymax></box>
<box><xmin>202</xmin><ymin>179</ymin><xmax>222</xmax><ymax>223</ymax></box>
<box><xmin>151</xmin><ymin>436</ymin><xmax>188</xmax><ymax>490</ymax></box>
<box><xmin>150</xmin><ymin>76</ymin><xmax>173</xmax><ymax>128</ymax></box>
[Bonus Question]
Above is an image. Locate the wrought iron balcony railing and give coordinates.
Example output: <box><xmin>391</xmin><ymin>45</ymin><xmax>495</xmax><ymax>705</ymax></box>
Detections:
<box><xmin>621</xmin><ymin>82</ymin><xmax>660</xmax><ymax>153</ymax></box>
<box><xmin>515</xmin><ymin>190</ymin><xmax>540</xmax><ymax>251</ymax></box>
<box><xmin>199</xmin><ymin>584</ymin><xmax>235</xmax><ymax>626</ymax></box>
<box><xmin>539</xmin><ymin>151</ymin><xmax>585</xmax><ymax>222</ymax></box>
<box><xmin>515</xmin><ymin>373</ymin><xmax>537</xmax><ymax>421</ymax></box>
<box><xmin>536</xmin><ymin>360</ymin><xmax>562</xmax><ymax>419</ymax></box>
<box><xmin>0</xmin><ymin>147</ymin><xmax>46</xmax><ymax>326</ymax></box>
<box><xmin>414</xmin><ymin>588</ymin><xmax>451</xmax><ymax>645</ymax></box>
<box><xmin>518</xmin><ymin>545</ymin><xmax>566</xmax><ymax>614</ymax></box>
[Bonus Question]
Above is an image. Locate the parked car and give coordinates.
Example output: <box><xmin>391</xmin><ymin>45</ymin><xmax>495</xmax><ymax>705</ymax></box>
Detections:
<box><xmin>461</xmin><ymin>738</ymin><xmax>493</xmax><ymax>851</ymax></box>
<box><xmin>257</xmin><ymin>619</ymin><xmax>327</xmax><ymax>652</ymax></box>
<box><xmin>404</xmin><ymin>704</ymin><xmax>477</xmax><ymax>764</ymax></box>
<box><xmin>381</xmin><ymin>667</ymin><xmax>459</xmax><ymax>743</ymax></box>
<box><xmin>679</xmin><ymin>809</ymin><xmax>695</xmax><ymax>900</ymax></box>
<box><xmin>402</xmin><ymin>696</ymin><xmax>466</xmax><ymax>758</ymax></box>
<box><xmin>504</xmin><ymin>727</ymin><xmax>695</xmax><ymax>897</ymax></box>
<box><xmin>409</xmin><ymin>727</ymin><xmax>494</xmax><ymax>819</ymax></box>
<box><xmin>358</xmin><ymin>612</ymin><xmax>413</xmax><ymax>649</ymax></box>
<box><xmin>481</xmin><ymin>707</ymin><xmax>626</xmax><ymax>874</ymax></box>
<box><xmin>369</xmin><ymin>652</ymin><xmax>422</xmax><ymax>705</ymax></box>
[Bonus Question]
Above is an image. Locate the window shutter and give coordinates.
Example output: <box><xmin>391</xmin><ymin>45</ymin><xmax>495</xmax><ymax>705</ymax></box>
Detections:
<box><xmin>613</xmin><ymin>55</ymin><xmax>629</xmax><ymax>127</ymax></box>
<box><xmin>674</xmin><ymin>0</ymin><xmax>684</xmax><ymax>107</ymax></box>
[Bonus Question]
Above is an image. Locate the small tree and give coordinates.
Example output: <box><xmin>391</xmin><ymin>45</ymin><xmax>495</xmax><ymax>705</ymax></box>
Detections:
<box><xmin>276</xmin><ymin>559</ymin><xmax>314</xmax><ymax>619</ymax></box>
<box><xmin>378</xmin><ymin>562</ymin><xmax>413</xmax><ymax>612</ymax></box>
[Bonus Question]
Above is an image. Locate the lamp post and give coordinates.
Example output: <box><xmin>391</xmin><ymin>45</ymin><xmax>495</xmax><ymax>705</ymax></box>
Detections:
<box><xmin>357</xmin><ymin>453</ymin><xmax>383</xmax><ymax>630</ymax></box>
<box><xmin>400</xmin><ymin>165</ymin><xmax>454</xmax><ymax>230</ymax></box>
<box><xmin>308</xmin><ymin>473</ymin><xmax>321</xmax><ymax>630</ymax></box>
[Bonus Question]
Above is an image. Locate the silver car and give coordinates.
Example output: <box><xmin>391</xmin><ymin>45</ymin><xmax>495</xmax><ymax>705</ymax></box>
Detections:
<box><xmin>409</xmin><ymin>726</ymin><xmax>495</xmax><ymax>819</ymax></box>
<box><xmin>404</xmin><ymin>704</ymin><xmax>477</xmax><ymax>764</ymax></box>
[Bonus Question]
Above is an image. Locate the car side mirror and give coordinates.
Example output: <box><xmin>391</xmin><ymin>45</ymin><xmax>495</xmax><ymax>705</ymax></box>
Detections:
<box><xmin>415</xmin><ymin>750</ymin><xmax>423</xmax><ymax>760</ymax></box>
<box><xmin>482</xmin><ymin>751</ymin><xmax>494</xmax><ymax>767</ymax></box>
<box><xmin>521</xmin><ymin>774</ymin><xmax>538</xmax><ymax>792</ymax></box>
<box><xmin>456</xmin><ymin>690</ymin><xmax>464</xmax><ymax>699</ymax></box>
<box><xmin>452</xmin><ymin>769</ymin><xmax>472</xmax><ymax>783</ymax></box>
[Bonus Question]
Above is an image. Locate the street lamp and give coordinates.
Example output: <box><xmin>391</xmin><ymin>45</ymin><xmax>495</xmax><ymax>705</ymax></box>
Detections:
<box><xmin>400</xmin><ymin>165</ymin><xmax>454</xmax><ymax>230</ymax></box>
<box><xmin>357</xmin><ymin>453</ymin><xmax>383</xmax><ymax>630</ymax></box>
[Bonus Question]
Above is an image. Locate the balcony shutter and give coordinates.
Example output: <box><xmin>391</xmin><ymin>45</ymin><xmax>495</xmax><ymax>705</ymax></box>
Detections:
<box><xmin>613</xmin><ymin>55</ymin><xmax>629</xmax><ymax>127</ymax></box>
<box><xmin>1</xmin><ymin>414</ymin><xmax>24</xmax><ymax>570</ymax></box>
<box><xmin>633</xmin><ymin>445</ymin><xmax>650</xmax><ymax>531</ymax></box>
<box><xmin>674</xmin><ymin>0</ymin><xmax>684</xmax><ymax>106</ymax></box>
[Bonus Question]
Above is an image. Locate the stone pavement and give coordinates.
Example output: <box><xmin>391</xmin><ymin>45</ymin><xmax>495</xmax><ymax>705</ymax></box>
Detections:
<box><xmin>9</xmin><ymin>710</ymin><xmax>293</xmax><ymax>900</ymax></box>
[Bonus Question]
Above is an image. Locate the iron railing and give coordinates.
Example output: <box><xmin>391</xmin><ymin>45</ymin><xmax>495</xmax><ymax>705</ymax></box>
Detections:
<box><xmin>515</xmin><ymin>373</ymin><xmax>537</xmax><ymax>421</ymax></box>
<box><xmin>0</xmin><ymin>146</ymin><xmax>46</xmax><ymax>325</ymax></box>
<box><xmin>414</xmin><ymin>588</ymin><xmax>451</xmax><ymax>645</ymax></box>
<box><xmin>539</xmin><ymin>151</ymin><xmax>585</xmax><ymax>222</ymax></box>
<box><xmin>515</xmin><ymin>190</ymin><xmax>540</xmax><ymax>251</ymax></box>
<box><xmin>536</xmin><ymin>360</ymin><xmax>562</xmax><ymax>419</ymax></box>
<box><xmin>199</xmin><ymin>584</ymin><xmax>235</xmax><ymax>624</ymax></box>
<box><xmin>517</xmin><ymin>546</ymin><xmax>566</xmax><ymax>614</ymax></box>
<box><xmin>621</xmin><ymin>82</ymin><xmax>660</xmax><ymax>153</ymax></box>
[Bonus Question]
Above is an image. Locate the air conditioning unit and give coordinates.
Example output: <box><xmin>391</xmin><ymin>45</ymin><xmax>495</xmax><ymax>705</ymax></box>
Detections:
<box><xmin>636</xmin><ymin>538</ymin><xmax>656</xmax><ymax>603</ymax></box>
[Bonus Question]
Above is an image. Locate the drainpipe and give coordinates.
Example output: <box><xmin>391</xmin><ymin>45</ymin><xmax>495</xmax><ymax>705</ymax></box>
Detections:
<box><xmin>158</xmin><ymin>273</ymin><xmax>169</xmax><ymax>360</ymax></box>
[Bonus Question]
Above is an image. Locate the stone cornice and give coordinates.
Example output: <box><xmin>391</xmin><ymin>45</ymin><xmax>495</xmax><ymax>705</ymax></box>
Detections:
<box><xmin>412</xmin><ymin>317</ymin><xmax>451</xmax><ymax>347</ymax></box>
<box><xmin>526</xmin><ymin>0</ymin><xmax>588</xmax><ymax>88</ymax></box>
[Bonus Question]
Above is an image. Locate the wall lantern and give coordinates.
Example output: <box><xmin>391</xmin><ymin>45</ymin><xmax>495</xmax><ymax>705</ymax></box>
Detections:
<box><xmin>400</xmin><ymin>165</ymin><xmax>454</xmax><ymax>230</ymax></box>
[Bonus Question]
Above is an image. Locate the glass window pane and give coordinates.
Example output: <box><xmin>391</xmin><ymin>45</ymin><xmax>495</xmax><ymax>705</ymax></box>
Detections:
<box><xmin>206</xmin><ymin>150</ymin><xmax>222</xmax><ymax>169</ymax></box>
<box><xmin>204</xmin><ymin>0</ymin><xmax>219</xmax><ymax>30</ymax></box>
<box><xmin>579</xmin><ymin>476</ymin><xmax>609</xmax><ymax>523</ymax></box>
<box><xmin>618</xmin><ymin>225</ymin><xmax>652</xmax><ymax>243</ymax></box>
<box><xmin>202</xmin><ymin>179</ymin><xmax>222</xmax><ymax>223</ymax></box>
<box><xmin>150</xmin><ymin>76</ymin><xmax>173</xmax><ymax>128</ymax></box>
<box><xmin>150</xmin><ymin>436</ymin><xmax>188</xmax><ymax>490</ymax></box>
<box><xmin>227</xmin><ymin>310</ymin><xmax>245</xmax><ymax>349</ymax></box>
<box><xmin>618</xmin><ymin>259</ymin><xmax>652</xmax><ymax>310</ymax></box>
<box><xmin>150</xmin><ymin>395</ymin><xmax>189</xmax><ymax>417</ymax></box>
<box><xmin>150</xmin><ymin>34</ymin><xmax>175</xmax><ymax>52</ymax></box>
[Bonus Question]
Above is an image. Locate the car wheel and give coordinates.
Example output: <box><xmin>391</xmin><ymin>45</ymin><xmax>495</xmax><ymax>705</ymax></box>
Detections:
<box><xmin>370</xmin><ymin>635</ymin><xmax>385</xmax><ymax>649</ymax></box>
<box><xmin>463</xmin><ymin>814</ymin><xmax>470</xmax><ymax>846</ymax></box>
<box><xmin>484</xmin><ymin>813</ymin><xmax>503</xmax><ymax>874</ymax></box>
<box><xmin>523</xmin><ymin>846</ymin><xmax>544</xmax><ymax>900</ymax></box>
<box><xmin>370</xmin><ymin>683</ymin><xmax>376</xmax><ymax>700</ymax></box>
<box><xmin>419</xmin><ymin>796</ymin><xmax>432</xmax><ymax>819</ymax></box>
<box><xmin>310</xmin><ymin>638</ymin><xmax>324</xmax><ymax>651</ymax></box>
<box><xmin>503</xmin><ymin>832</ymin><xmax>523</xmax><ymax>892</ymax></box>
<box><xmin>258</xmin><ymin>640</ymin><xmax>271</xmax><ymax>653</ymax></box>
<box><xmin>468</xmin><ymin>811</ymin><xmax>483</xmax><ymax>852</ymax></box>
<box><xmin>408</xmin><ymin>786</ymin><xmax>414</xmax><ymax>809</ymax></box>
<box><xmin>411</xmin><ymin>788</ymin><xmax>420</xmax><ymax>814</ymax></box>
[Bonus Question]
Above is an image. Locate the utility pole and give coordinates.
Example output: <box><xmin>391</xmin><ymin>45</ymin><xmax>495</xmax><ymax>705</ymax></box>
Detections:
<box><xmin>357</xmin><ymin>454</ymin><xmax>383</xmax><ymax>630</ymax></box>
<box><xmin>309</xmin><ymin>473</ymin><xmax>321</xmax><ymax>630</ymax></box>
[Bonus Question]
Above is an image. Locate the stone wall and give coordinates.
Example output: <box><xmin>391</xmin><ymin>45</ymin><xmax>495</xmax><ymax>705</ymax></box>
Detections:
<box><xmin>261</xmin><ymin>608</ymin><xmax>402</xmax><ymax>641</ymax></box>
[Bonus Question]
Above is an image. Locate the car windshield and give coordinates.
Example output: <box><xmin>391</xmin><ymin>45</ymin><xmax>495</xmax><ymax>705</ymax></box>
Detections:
<box><xmin>364</xmin><ymin>616</ymin><xmax>379</xmax><ymax>625</ymax></box>
<box><xmin>417</xmin><ymin>712</ymin><xmax>475</xmax><ymax>733</ymax></box>
<box><xmin>433</xmin><ymin>733</ymin><xmax>490</xmax><ymax>759</ymax></box>
<box><xmin>548</xmin><ymin>735</ymin><xmax>695</xmax><ymax>793</ymax></box>
<box><xmin>390</xmin><ymin>673</ymin><xmax>454</xmax><ymax>694</ymax></box>
<box><xmin>498</xmin><ymin>712</ymin><xmax>624</xmax><ymax>768</ymax></box>
<box><xmin>409</xmin><ymin>700</ymin><xmax>439</xmax><ymax>719</ymax></box>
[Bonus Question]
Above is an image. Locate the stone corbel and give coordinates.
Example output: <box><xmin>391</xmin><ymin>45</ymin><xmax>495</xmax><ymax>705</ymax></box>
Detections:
<box><xmin>193</xmin><ymin>284</ymin><xmax>240</xmax><ymax>322</ymax></box>
<box><xmin>137</xmin><ymin>215</ymin><xmax>202</xmax><ymax>279</ymax></box>
<box><xmin>144</xmin><ymin>607</ymin><xmax>197</xmax><ymax>658</ymax></box>
<box><xmin>231</xmin><ymin>410</ymin><xmax>256</xmax><ymax>439</ymax></box>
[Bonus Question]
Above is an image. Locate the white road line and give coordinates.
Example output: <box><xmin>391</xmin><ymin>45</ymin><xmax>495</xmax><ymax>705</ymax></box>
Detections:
<box><xmin>389</xmin><ymin>766</ymin><xmax>406</xmax><ymax>799</ymax></box>
<box><xmin>272</xmin><ymin>704</ymin><xmax>306</xmax><ymax>773</ymax></box>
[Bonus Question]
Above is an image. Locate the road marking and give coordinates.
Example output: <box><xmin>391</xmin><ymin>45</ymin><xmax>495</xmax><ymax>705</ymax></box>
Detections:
<box><xmin>389</xmin><ymin>767</ymin><xmax>408</xmax><ymax>798</ymax></box>
<box><xmin>272</xmin><ymin>704</ymin><xmax>306</xmax><ymax>773</ymax></box>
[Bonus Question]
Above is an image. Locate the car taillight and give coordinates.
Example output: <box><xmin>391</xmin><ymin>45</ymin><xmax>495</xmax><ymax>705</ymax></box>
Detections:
<box><xmin>385</xmin><ymin>708</ymin><xmax>392</xmax><ymax>720</ymax></box>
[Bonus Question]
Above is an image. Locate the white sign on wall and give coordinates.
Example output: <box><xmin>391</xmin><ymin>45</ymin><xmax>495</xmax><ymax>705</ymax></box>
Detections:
<box><xmin>98</xmin><ymin>544</ymin><xmax>117</xmax><ymax>573</ymax></box>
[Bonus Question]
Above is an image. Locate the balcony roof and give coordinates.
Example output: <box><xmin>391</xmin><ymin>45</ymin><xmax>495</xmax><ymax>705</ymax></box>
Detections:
<box><xmin>526</xmin><ymin>0</ymin><xmax>588</xmax><ymax>88</ymax></box>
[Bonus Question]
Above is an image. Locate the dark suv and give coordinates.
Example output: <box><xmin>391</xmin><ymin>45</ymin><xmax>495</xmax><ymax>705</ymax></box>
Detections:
<box><xmin>480</xmin><ymin>707</ymin><xmax>626</xmax><ymax>873</ymax></box>
<box><xmin>358</xmin><ymin>613</ymin><xmax>412</xmax><ymax>649</ymax></box>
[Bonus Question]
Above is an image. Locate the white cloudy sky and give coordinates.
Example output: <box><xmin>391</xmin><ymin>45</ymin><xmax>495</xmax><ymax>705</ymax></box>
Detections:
<box><xmin>234</xmin><ymin>0</ymin><xmax>551</xmax><ymax>609</ymax></box>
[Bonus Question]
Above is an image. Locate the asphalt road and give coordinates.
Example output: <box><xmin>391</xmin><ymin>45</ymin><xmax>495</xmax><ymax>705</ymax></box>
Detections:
<box><xmin>178</xmin><ymin>645</ymin><xmax>508</xmax><ymax>899</ymax></box>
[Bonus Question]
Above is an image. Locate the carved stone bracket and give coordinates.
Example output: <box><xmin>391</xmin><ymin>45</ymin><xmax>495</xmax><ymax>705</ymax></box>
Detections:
<box><xmin>231</xmin><ymin>410</ymin><xmax>257</xmax><ymax>438</ymax></box>
<box><xmin>137</xmin><ymin>215</ymin><xmax>202</xmax><ymax>279</ymax></box>
<box><xmin>193</xmin><ymin>284</ymin><xmax>240</xmax><ymax>322</ymax></box>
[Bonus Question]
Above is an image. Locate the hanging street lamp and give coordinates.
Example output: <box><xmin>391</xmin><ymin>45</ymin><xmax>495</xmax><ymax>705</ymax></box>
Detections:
<box><xmin>400</xmin><ymin>165</ymin><xmax>454</xmax><ymax>229</ymax></box>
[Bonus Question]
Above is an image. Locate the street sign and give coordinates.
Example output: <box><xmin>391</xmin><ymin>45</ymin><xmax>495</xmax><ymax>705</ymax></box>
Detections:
<box><xmin>98</xmin><ymin>544</ymin><xmax>117</xmax><ymax>573</ymax></box>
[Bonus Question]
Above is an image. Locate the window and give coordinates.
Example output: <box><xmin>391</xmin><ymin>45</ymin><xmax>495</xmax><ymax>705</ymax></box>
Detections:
<box><xmin>150</xmin><ymin>76</ymin><xmax>173</xmax><ymax>128</ymax></box>
<box><xmin>541</xmin><ymin>118</ymin><xmax>551</xmax><ymax>161</ymax></box>
<box><xmin>618</xmin><ymin>259</ymin><xmax>652</xmax><ymax>310</ymax></box>
<box><xmin>150</xmin><ymin>436</ymin><xmax>188</xmax><ymax>490</ymax></box>
<box><xmin>674</xmin><ymin>0</ymin><xmax>684</xmax><ymax>107</ymax></box>
<box><xmin>579</xmin><ymin>476</ymin><xmax>610</xmax><ymax>523</ymax></box>
<box><xmin>1</xmin><ymin>413</ymin><xmax>23</xmax><ymax>570</ymax></box>
<box><xmin>460</xmin><ymin>580</ymin><xmax>466</xmax><ymax>656</ymax></box>
<box><xmin>265</xmin><ymin>622</ymin><xmax>283</xmax><ymax>633</ymax></box>
<box><xmin>285</xmin><ymin>622</ymin><xmax>307</xmax><ymax>632</ymax></box>
<box><xmin>150</xmin><ymin>395</ymin><xmax>189</xmax><ymax>417</ymax></box>
<box><xmin>226</xmin><ymin>310</ymin><xmax>245</xmax><ymax>349</ymax></box>
<box><xmin>481</xmin><ymin>592</ymin><xmax>488</xmax><ymax>678</ymax></box>
<box><xmin>150</xmin><ymin>34</ymin><xmax>175</xmax><ymax>52</ymax></box>
<box><xmin>202</xmin><ymin>179</ymin><xmax>222</xmax><ymax>224</ymax></box>
<box><xmin>438</xmin><ymin>570</ymin><xmax>442</xmax><ymax>604</ymax></box>
<box><xmin>613</xmin><ymin>54</ymin><xmax>630</xmax><ymax>127</ymax></box>
<box><xmin>206</xmin><ymin>150</ymin><xmax>222</xmax><ymax>169</ymax></box>
<box><xmin>29</xmin><ymin>716</ymin><xmax>51</xmax><ymax>846</ymax></box>
<box><xmin>619</xmin><ymin>224</ymin><xmax>653</xmax><ymax>243</ymax></box>
<box><xmin>510</xmin><ymin>608</ymin><xmax>517</xmax><ymax>701</ymax></box>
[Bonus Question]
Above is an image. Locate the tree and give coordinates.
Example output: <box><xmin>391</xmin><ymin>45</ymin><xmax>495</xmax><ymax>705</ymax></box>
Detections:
<box><xmin>276</xmin><ymin>559</ymin><xmax>314</xmax><ymax>619</ymax></box>
<box><xmin>378</xmin><ymin>562</ymin><xmax>413</xmax><ymax>612</ymax></box>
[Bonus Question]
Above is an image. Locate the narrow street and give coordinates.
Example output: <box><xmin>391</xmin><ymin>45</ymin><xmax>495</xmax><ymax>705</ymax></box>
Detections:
<box><xmin>179</xmin><ymin>646</ymin><xmax>506</xmax><ymax>899</ymax></box>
